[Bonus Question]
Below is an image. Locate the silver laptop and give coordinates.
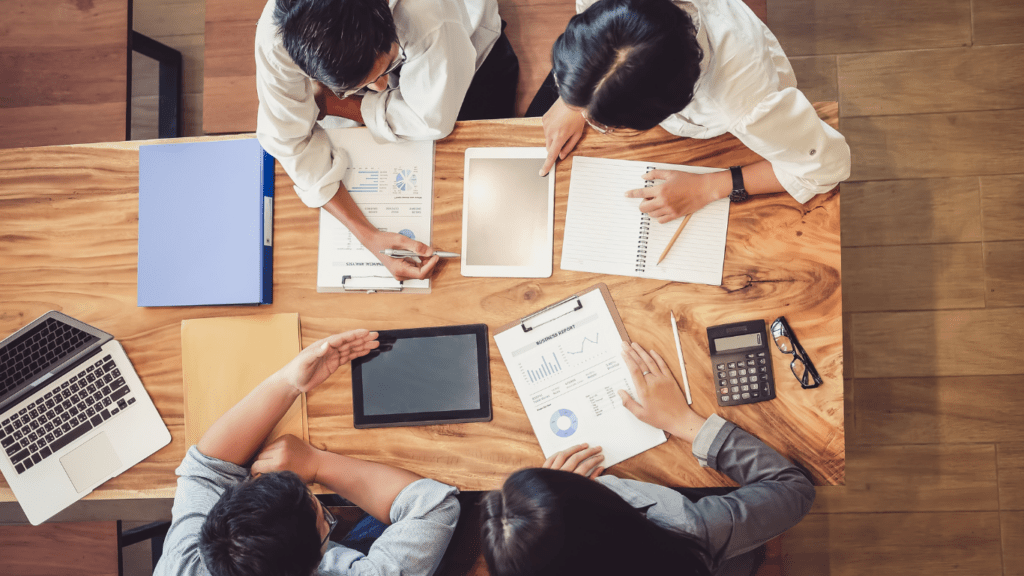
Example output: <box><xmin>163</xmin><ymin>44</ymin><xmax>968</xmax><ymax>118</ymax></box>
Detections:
<box><xmin>0</xmin><ymin>311</ymin><xmax>170</xmax><ymax>524</ymax></box>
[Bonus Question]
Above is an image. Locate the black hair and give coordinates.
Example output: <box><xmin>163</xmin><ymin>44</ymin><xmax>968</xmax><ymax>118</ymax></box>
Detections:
<box><xmin>199</xmin><ymin>471</ymin><xmax>322</xmax><ymax>576</ymax></box>
<box><xmin>551</xmin><ymin>0</ymin><xmax>703</xmax><ymax>131</ymax></box>
<box><xmin>274</xmin><ymin>0</ymin><xmax>398</xmax><ymax>91</ymax></box>
<box><xmin>481</xmin><ymin>468</ymin><xmax>712</xmax><ymax>576</ymax></box>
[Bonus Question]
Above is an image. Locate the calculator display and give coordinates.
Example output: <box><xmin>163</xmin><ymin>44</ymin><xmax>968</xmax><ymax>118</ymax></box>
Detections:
<box><xmin>714</xmin><ymin>333</ymin><xmax>762</xmax><ymax>351</ymax></box>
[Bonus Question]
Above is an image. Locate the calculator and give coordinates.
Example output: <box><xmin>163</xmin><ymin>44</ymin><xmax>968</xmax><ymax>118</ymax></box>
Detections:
<box><xmin>706</xmin><ymin>320</ymin><xmax>776</xmax><ymax>406</ymax></box>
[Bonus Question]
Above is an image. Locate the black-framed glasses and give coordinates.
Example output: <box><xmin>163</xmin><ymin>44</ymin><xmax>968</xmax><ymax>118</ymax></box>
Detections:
<box><xmin>320</xmin><ymin>503</ymin><xmax>338</xmax><ymax>549</ymax></box>
<box><xmin>770</xmin><ymin>316</ymin><xmax>822</xmax><ymax>389</ymax></box>
<box><xmin>336</xmin><ymin>43</ymin><xmax>406</xmax><ymax>99</ymax></box>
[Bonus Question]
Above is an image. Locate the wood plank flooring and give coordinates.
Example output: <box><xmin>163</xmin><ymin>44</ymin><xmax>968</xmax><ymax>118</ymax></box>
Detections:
<box><xmin>766</xmin><ymin>0</ymin><xmax>1024</xmax><ymax>571</ymax></box>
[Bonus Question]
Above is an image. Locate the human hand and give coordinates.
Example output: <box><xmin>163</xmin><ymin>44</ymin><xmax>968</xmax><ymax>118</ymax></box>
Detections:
<box><xmin>624</xmin><ymin>170</ymin><xmax>725</xmax><ymax>224</ymax></box>
<box><xmin>542</xmin><ymin>443</ymin><xmax>605</xmax><ymax>479</ymax></box>
<box><xmin>366</xmin><ymin>231</ymin><xmax>441</xmax><ymax>281</ymax></box>
<box><xmin>277</xmin><ymin>329</ymin><xmax>379</xmax><ymax>394</ymax></box>
<box><xmin>618</xmin><ymin>341</ymin><xmax>706</xmax><ymax>443</ymax></box>
<box><xmin>540</xmin><ymin>98</ymin><xmax>587</xmax><ymax>176</ymax></box>
<box><xmin>251</xmin><ymin>434</ymin><xmax>323</xmax><ymax>484</ymax></box>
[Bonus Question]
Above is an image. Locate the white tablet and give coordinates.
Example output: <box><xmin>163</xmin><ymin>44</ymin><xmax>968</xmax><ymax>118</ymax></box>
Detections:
<box><xmin>461</xmin><ymin>147</ymin><xmax>554</xmax><ymax>278</ymax></box>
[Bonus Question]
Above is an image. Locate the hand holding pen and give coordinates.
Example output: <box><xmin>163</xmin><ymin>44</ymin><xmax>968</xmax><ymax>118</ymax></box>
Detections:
<box><xmin>380</xmin><ymin>249</ymin><xmax>460</xmax><ymax>258</ymax></box>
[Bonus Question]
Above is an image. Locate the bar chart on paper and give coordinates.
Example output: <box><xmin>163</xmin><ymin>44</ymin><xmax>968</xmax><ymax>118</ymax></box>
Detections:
<box><xmin>523</xmin><ymin>353</ymin><xmax>563</xmax><ymax>383</ymax></box>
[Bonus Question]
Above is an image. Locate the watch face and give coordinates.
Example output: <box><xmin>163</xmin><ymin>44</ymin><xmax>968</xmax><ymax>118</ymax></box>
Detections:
<box><xmin>730</xmin><ymin>188</ymin><xmax>749</xmax><ymax>202</ymax></box>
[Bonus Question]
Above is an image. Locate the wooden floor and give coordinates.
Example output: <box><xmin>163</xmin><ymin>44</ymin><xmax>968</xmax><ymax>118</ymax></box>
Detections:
<box><xmin>22</xmin><ymin>0</ymin><xmax>1024</xmax><ymax>574</ymax></box>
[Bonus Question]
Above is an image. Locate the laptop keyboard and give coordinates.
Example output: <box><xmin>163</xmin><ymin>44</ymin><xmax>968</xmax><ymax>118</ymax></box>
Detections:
<box><xmin>0</xmin><ymin>354</ymin><xmax>136</xmax><ymax>475</ymax></box>
<box><xmin>0</xmin><ymin>317</ymin><xmax>98</xmax><ymax>398</ymax></box>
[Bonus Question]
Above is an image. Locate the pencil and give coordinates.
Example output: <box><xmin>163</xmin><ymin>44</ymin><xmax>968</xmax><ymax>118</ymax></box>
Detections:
<box><xmin>670</xmin><ymin>311</ymin><xmax>692</xmax><ymax>405</ymax></box>
<box><xmin>656</xmin><ymin>213</ymin><xmax>694</xmax><ymax>265</ymax></box>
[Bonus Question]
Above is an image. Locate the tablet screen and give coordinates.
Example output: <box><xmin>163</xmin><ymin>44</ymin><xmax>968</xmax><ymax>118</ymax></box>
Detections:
<box><xmin>461</xmin><ymin>148</ymin><xmax>554</xmax><ymax>278</ymax></box>
<box><xmin>351</xmin><ymin>324</ymin><xmax>492</xmax><ymax>428</ymax></box>
<box><xmin>361</xmin><ymin>334</ymin><xmax>480</xmax><ymax>415</ymax></box>
<box><xmin>464</xmin><ymin>157</ymin><xmax>549</xmax><ymax>267</ymax></box>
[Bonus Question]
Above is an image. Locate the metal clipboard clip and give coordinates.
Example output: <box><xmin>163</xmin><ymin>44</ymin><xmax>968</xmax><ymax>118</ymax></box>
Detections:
<box><xmin>521</xmin><ymin>297</ymin><xmax>584</xmax><ymax>333</ymax></box>
<box><xmin>341</xmin><ymin>275</ymin><xmax>404</xmax><ymax>293</ymax></box>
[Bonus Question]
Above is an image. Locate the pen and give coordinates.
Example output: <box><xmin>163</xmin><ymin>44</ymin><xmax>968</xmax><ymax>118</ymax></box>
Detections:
<box><xmin>670</xmin><ymin>311</ymin><xmax>692</xmax><ymax>405</ymax></box>
<box><xmin>380</xmin><ymin>249</ymin><xmax>460</xmax><ymax>258</ymax></box>
<box><xmin>656</xmin><ymin>213</ymin><xmax>694</xmax><ymax>265</ymax></box>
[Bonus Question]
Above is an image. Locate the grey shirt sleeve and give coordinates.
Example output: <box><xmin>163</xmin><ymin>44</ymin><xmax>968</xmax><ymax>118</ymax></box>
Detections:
<box><xmin>153</xmin><ymin>446</ymin><xmax>249</xmax><ymax>576</ymax></box>
<box><xmin>154</xmin><ymin>447</ymin><xmax>460</xmax><ymax>576</ymax></box>
<box><xmin>319</xmin><ymin>479</ymin><xmax>460</xmax><ymax>576</ymax></box>
<box><xmin>598</xmin><ymin>415</ymin><xmax>815</xmax><ymax>570</ymax></box>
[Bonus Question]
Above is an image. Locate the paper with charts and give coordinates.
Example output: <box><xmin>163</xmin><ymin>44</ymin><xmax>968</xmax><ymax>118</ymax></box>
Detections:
<box><xmin>494</xmin><ymin>289</ymin><xmax>666</xmax><ymax>467</ymax></box>
<box><xmin>317</xmin><ymin>127</ymin><xmax>433</xmax><ymax>292</ymax></box>
<box><xmin>561</xmin><ymin>156</ymin><xmax>730</xmax><ymax>285</ymax></box>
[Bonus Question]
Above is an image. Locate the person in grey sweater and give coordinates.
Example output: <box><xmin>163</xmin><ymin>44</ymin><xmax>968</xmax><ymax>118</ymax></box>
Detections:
<box><xmin>154</xmin><ymin>329</ymin><xmax>460</xmax><ymax>576</ymax></box>
<box><xmin>480</xmin><ymin>341</ymin><xmax>816</xmax><ymax>576</ymax></box>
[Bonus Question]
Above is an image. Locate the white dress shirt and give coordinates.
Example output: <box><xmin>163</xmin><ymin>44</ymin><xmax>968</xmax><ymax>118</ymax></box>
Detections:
<box><xmin>255</xmin><ymin>0</ymin><xmax>501</xmax><ymax>207</ymax></box>
<box><xmin>576</xmin><ymin>0</ymin><xmax>851</xmax><ymax>203</ymax></box>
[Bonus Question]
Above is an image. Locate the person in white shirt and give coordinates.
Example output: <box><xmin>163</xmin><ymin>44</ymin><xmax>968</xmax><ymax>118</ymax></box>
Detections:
<box><xmin>256</xmin><ymin>0</ymin><xmax>518</xmax><ymax>280</ymax></box>
<box><xmin>531</xmin><ymin>0</ymin><xmax>851</xmax><ymax>223</ymax></box>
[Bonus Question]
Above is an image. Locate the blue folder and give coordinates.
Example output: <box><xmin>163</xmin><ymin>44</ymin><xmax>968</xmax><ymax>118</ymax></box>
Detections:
<box><xmin>138</xmin><ymin>139</ymin><xmax>274</xmax><ymax>306</ymax></box>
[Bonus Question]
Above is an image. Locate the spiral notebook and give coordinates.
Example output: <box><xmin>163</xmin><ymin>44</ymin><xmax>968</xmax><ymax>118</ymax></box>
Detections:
<box><xmin>561</xmin><ymin>157</ymin><xmax>730</xmax><ymax>286</ymax></box>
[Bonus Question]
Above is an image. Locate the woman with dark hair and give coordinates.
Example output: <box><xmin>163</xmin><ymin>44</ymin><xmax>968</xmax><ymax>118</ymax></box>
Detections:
<box><xmin>481</xmin><ymin>341</ymin><xmax>816</xmax><ymax>576</ymax></box>
<box><xmin>533</xmin><ymin>0</ymin><xmax>850</xmax><ymax>224</ymax></box>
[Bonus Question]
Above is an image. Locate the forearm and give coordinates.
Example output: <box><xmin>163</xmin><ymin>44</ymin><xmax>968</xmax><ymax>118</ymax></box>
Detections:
<box><xmin>314</xmin><ymin>450</ymin><xmax>422</xmax><ymax>524</ymax></box>
<box><xmin>322</xmin><ymin>184</ymin><xmax>381</xmax><ymax>246</ymax></box>
<box><xmin>706</xmin><ymin>160</ymin><xmax>786</xmax><ymax>200</ymax></box>
<box><xmin>197</xmin><ymin>375</ymin><xmax>300</xmax><ymax>466</ymax></box>
<box><xmin>665</xmin><ymin>412</ymin><xmax>708</xmax><ymax>445</ymax></box>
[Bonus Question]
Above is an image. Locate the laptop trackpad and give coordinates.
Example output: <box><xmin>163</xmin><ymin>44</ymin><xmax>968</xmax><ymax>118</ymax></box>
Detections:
<box><xmin>59</xmin><ymin>432</ymin><xmax>122</xmax><ymax>493</ymax></box>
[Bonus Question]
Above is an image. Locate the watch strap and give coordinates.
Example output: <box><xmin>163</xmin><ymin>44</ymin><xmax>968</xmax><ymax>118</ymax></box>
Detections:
<box><xmin>729</xmin><ymin>165</ymin><xmax>748</xmax><ymax>203</ymax></box>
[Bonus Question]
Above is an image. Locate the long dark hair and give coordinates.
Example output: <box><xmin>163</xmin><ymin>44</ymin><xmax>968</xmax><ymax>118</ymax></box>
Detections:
<box><xmin>552</xmin><ymin>0</ymin><xmax>703</xmax><ymax>131</ymax></box>
<box><xmin>481</xmin><ymin>468</ymin><xmax>711</xmax><ymax>576</ymax></box>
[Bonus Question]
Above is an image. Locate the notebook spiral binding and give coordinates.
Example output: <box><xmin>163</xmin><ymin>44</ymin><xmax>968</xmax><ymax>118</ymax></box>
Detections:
<box><xmin>635</xmin><ymin>166</ymin><xmax>655</xmax><ymax>273</ymax></box>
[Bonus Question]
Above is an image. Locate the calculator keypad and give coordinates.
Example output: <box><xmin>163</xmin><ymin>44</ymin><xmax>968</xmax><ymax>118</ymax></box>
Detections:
<box><xmin>713</xmin><ymin>351</ymin><xmax>774</xmax><ymax>406</ymax></box>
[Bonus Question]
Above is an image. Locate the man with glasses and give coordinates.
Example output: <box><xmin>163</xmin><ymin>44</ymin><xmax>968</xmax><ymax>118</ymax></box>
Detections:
<box><xmin>255</xmin><ymin>0</ymin><xmax>519</xmax><ymax>281</ymax></box>
<box><xmin>155</xmin><ymin>329</ymin><xmax>461</xmax><ymax>576</ymax></box>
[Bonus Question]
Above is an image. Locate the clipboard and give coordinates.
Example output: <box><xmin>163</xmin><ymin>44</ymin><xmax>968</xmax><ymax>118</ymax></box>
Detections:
<box><xmin>496</xmin><ymin>283</ymin><xmax>628</xmax><ymax>340</ymax></box>
<box><xmin>493</xmin><ymin>282</ymin><xmax>667</xmax><ymax>468</ymax></box>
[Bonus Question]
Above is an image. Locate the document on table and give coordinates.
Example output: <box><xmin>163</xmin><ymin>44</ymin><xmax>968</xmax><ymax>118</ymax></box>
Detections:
<box><xmin>317</xmin><ymin>127</ymin><xmax>434</xmax><ymax>293</ymax></box>
<box><xmin>561</xmin><ymin>156</ymin><xmax>730</xmax><ymax>286</ymax></box>
<box><xmin>494</xmin><ymin>285</ymin><xmax>666</xmax><ymax>467</ymax></box>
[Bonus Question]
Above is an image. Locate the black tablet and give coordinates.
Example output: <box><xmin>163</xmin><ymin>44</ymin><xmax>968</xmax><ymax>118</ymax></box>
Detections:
<box><xmin>351</xmin><ymin>324</ymin><xmax>491</xmax><ymax>428</ymax></box>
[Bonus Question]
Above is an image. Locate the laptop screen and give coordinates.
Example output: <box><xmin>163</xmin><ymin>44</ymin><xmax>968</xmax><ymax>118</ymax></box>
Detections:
<box><xmin>0</xmin><ymin>317</ymin><xmax>100</xmax><ymax>406</ymax></box>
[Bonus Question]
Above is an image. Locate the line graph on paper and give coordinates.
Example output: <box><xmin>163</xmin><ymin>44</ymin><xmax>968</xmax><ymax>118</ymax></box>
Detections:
<box><xmin>558</xmin><ymin>333</ymin><xmax>605</xmax><ymax>367</ymax></box>
<box><xmin>566</xmin><ymin>334</ymin><xmax>599</xmax><ymax>355</ymax></box>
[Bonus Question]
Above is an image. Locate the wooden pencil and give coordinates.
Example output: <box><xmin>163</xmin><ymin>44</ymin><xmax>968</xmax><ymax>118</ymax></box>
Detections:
<box><xmin>656</xmin><ymin>213</ymin><xmax>694</xmax><ymax>265</ymax></box>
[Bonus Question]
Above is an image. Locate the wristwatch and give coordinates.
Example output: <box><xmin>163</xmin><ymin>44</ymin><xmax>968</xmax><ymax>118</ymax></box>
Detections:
<box><xmin>729</xmin><ymin>166</ymin><xmax>749</xmax><ymax>203</ymax></box>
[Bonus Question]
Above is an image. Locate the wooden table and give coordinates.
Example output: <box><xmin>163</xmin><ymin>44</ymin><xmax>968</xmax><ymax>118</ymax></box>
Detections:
<box><xmin>0</xmin><ymin>108</ymin><xmax>843</xmax><ymax>501</ymax></box>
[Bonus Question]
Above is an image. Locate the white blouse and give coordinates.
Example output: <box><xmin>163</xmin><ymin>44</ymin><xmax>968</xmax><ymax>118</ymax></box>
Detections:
<box><xmin>576</xmin><ymin>0</ymin><xmax>850</xmax><ymax>202</ymax></box>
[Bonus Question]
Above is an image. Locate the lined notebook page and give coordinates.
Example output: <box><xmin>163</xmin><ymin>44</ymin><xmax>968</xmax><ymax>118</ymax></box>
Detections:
<box><xmin>561</xmin><ymin>157</ymin><xmax>730</xmax><ymax>285</ymax></box>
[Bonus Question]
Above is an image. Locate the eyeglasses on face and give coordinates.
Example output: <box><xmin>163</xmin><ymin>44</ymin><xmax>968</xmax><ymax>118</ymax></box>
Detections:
<box><xmin>770</xmin><ymin>316</ymin><xmax>823</xmax><ymax>389</ymax></box>
<box><xmin>336</xmin><ymin>43</ymin><xmax>406</xmax><ymax>99</ymax></box>
<box><xmin>580</xmin><ymin>110</ymin><xmax>641</xmax><ymax>137</ymax></box>
<box><xmin>319</xmin><ymin>501</ymin><xmax>338</xmax><ymax>549</ymax></box>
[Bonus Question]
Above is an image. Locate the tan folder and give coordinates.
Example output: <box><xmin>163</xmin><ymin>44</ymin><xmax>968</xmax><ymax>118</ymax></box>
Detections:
<box><xmin>181</xmin><ymin>313</ymin><xmax>307</xmax><ymax>447</ymax></box>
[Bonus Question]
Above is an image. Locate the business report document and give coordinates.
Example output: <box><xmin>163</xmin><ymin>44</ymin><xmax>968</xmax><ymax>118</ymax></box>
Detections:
<box><xmin>494</xmin><ymin>289</ymin><xmax>666</xmax><ymax>467</ymax></box>
<box><xmin>317</xmin><ymin>127</ymin><xmax>433</xmax><ymax>292</ymax></box>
